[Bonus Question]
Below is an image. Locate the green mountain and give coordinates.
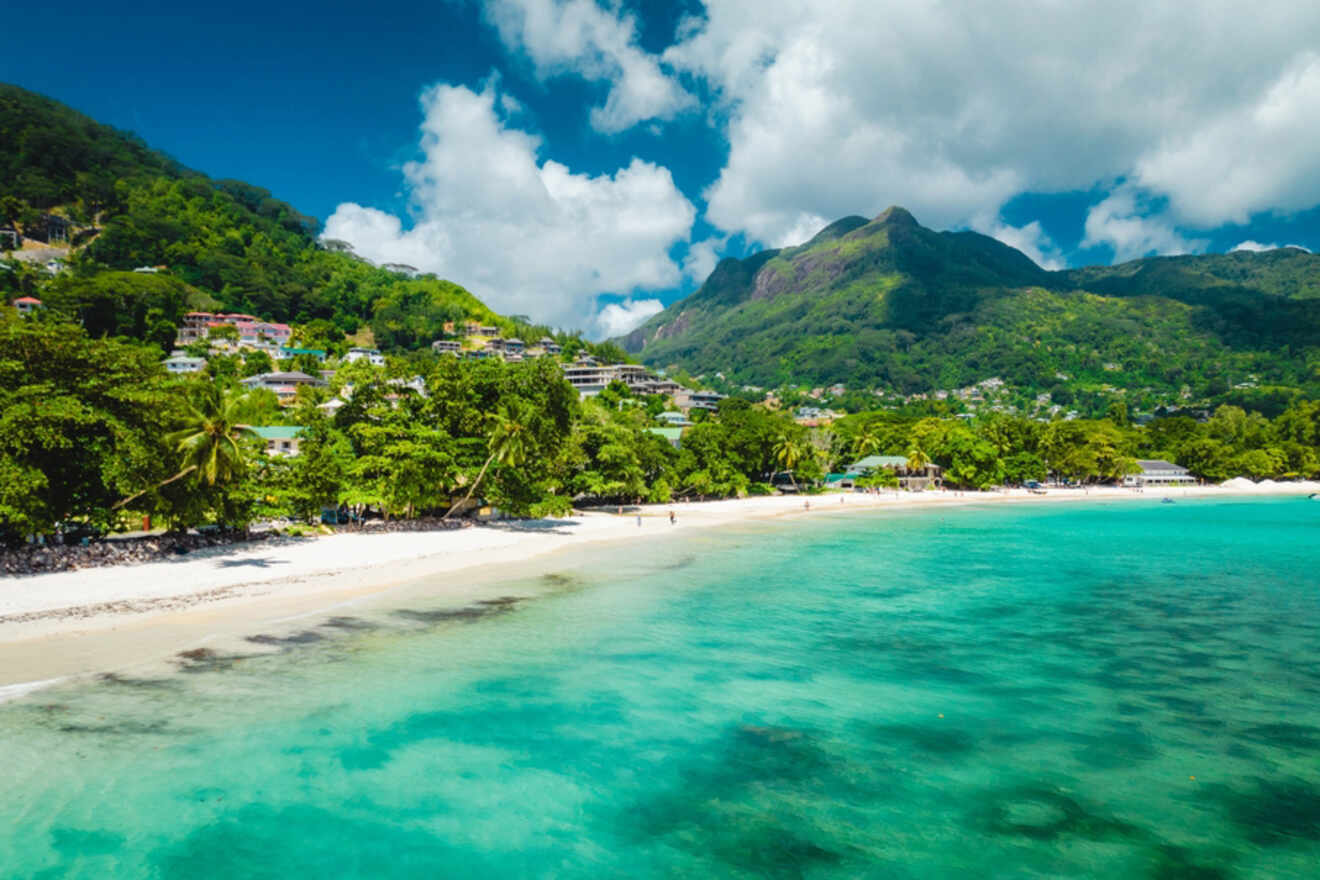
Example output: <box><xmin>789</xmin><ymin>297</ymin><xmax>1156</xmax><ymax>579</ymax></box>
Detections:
<box><xmin>0</xmin><ymin>84</ymin><xmax>590</xmax><ymax>355</ymax></box>
<box><xmin>621</xmin><ymin>208</ymin><xmax>1320</xmax><ymax>406</ymax></box>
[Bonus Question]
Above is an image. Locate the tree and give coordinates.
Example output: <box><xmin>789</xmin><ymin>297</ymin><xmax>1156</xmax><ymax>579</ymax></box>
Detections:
<box><xmin>444</xmin><ymin>402</ymin><xmax>531</xmax><ymax>519</ymax></box>
<box><xmin>114</xmin><ymin>384</ymin><xmax>256</xmax><ymax>512</ymax></box>
<box><xmin>772</xmin><ymin>432</ymin><xmax>807</xmax><ymax>490</ymax></box>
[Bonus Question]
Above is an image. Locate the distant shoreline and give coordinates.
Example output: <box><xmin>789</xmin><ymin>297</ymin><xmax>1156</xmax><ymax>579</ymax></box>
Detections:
<box><xmin>1</xmin><ymin>482</ymin><xmax>1315</xmax><ymax>696</ymax></box>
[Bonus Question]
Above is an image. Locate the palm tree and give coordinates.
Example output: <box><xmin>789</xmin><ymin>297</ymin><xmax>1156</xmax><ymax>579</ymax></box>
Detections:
<box><xmin>852</xmin><ymin>426</ymin><xmax>882</xmax><ymax>458</ymax></box>
<box><xmin>772</xmin><ymin>432</ymin><xmax>805</xmax><ymax>491</ymax></box>
<box><xmin>905</xmin><ymin>443</ymin><xmax>932</xmax><ymax>489</ymax></box>
<box><xmin>443</xmin><ymin>403</ymin><xmax>530</xmax><ymax>520</ymax></box>
<box><xmin>114</xmin><ymin>385</ymin><xmax>256</xmax><ymax>509</ymax></box>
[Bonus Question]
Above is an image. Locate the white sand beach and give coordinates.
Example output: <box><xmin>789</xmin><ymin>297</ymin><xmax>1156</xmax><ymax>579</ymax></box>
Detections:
<box><xmin>2</xmin><ymin>481</ymin><xmax>1316</xmax><ymax>693</ymax></box>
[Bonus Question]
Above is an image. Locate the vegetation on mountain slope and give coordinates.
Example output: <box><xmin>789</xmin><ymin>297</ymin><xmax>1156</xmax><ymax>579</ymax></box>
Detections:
<box><xmin>621</xmin><ymin>209</ymin><xmax>1320</xmax><ymax>408</ymax></box>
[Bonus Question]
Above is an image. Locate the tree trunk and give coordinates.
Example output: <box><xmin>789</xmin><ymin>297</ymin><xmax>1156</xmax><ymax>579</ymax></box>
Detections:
<box><xmin>112</xmin><ymin>464</ymin><xmax>198</xmax><ymax>510</ymax></box>
<box><xmin>443</xmin><ymin>453</ymin><xmax>496</xmax><ymax>521</ymax></box>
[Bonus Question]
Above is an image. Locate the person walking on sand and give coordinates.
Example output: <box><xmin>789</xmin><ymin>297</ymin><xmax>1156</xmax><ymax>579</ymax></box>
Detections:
<box><xmin>804</xmin><ymin>500</ymin><xmax>810</xmax><ymax>511</ymax></box>
<box><xmin>669</xmin><ymin>510</ymin><xmax>676</xmax><ymax>525</ymax></box>
<box><xmin>636</xmin><ymin>514</ymin><xmax>642</xmax><ymax>527</ymax></box>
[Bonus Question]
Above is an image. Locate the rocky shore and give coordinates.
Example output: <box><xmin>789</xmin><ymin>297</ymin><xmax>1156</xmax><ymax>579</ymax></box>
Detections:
<box><xmin>0</xmin><ymin>518</ymin><xmax>473</xmax><ymax>577</ymax></box>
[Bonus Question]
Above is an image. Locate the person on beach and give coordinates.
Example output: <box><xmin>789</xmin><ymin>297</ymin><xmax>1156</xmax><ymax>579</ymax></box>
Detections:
<box><xmin>669</xmin><ymin>511</ymin><xmax>676</xmax><ymax>525</ymax></box>
<box><xmin>636</xmin><ymin>514</ymin><xmax>642</xmax><ymax>527</ymax></box>
<box><xmin>804</xmin><ymin>500</ymin><xmax>810</xmax><ymax>511</ymax></box>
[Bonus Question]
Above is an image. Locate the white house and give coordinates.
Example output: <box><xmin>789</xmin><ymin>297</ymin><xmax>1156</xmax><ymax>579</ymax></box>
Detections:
<box><xmin>344</xmin><ymin>347</ymin><xmax>386</xmax><ymax>367</ymax></box>
<box><xmin>162</xmin><ymin>354</ymin><xmax>207</xmax><ymax>373</ymax></box>
<box><xmin>1123</xmin><ymin>460</ymin><xmax>1197</xmax><ymax>488</ymax></box>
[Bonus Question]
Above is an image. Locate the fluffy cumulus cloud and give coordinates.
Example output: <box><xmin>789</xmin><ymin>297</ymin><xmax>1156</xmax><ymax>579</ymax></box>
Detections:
<box><xmin>681</xmin><ymin>235</ymin><xmax>726</xmax><ymax>282</ymax></box>
<box><xmin>1081</xmin><ymin>187</ymin><xmax>1206</xmax><ymax>263</ymax></box>
<box><xmin>970</xmin><ymin>215</ymin><xmax>1065</xmax><ymax>271</ymax></box>
<box><xmin>485</xmin><ymin>0</ymin><xmax>694</xmax><ymax>133</ymax></box>
<box><xmin>322</xmin><ymin>82</ymin><xmax>695</xmax><ymax>333</ymax></box>
<box><xmin>643</xmin><ymin>0</ymin><xmax>1320</xmax><ymax>254</ymax></box>
<box><xmin>593</xmin><ymin>297</ymin><xmax>664</xmax><ymax>337</ymax></box>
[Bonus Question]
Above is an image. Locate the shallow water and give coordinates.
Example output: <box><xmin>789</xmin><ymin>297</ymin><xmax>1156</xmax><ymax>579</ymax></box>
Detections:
<box><xmin>2</xmin><ymin>498</ymin><xmax>1318</xmax><ymax>878</ymax></box>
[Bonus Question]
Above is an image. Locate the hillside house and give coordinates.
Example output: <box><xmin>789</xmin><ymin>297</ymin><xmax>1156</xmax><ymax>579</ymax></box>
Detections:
<box><xmin>240</xmin><ymin>371</ymin><xmax>326</xmax><ymax>404</ymax></box>
<box><xmin>431</xmin><ymin>339</ymin><xmax>461</xmax><ymax>354</ymax></box>
<box><xmin>162</xmin><ymin>354</ymin><xmax>206</xmax><ymax>373</ymax></box>
<box><xmin>11</xmin><ymin>296</ymin><xmax>42</xmax><ymax>316</ymax></box>
<box><xmin>344</xmin><ymin>347</ymin><xmax>386</xmax><ymax>366</ymax></box>
<box><xmin>251</xmin><ymin>426</ymin><xmax>304</xmax><ymax>457</ymax></box>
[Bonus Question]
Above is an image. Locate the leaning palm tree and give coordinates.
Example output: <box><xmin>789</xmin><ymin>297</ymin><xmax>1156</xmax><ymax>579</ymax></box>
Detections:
<box><xmin>114</xmin><ymin>385</ymin><xmax>257</xmax><ymax>509</ymax></box>
<box><xmin>443</xmin><ymin>403</ymin><xmax>530</xmax><ymax>520</ymax></box>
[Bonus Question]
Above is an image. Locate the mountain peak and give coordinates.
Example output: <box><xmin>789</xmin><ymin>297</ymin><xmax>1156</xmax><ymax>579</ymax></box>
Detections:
<box><xmin>873</xmin><ymin>206</ymin><xmax>918</xmax><ymax>227</ymax></box>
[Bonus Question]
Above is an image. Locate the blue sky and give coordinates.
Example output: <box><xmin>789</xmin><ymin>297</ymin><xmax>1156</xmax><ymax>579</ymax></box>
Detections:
<box><xmin>6</xmin><ymin>1</ymin><xmax>1320</xmax><ymax>335</ymax></box>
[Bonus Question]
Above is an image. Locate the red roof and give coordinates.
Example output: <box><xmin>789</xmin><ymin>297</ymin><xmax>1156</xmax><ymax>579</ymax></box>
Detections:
<box><xmin>13</xmin><ymin>297</ymin><xmax>41</xmax><ymax>305</ymax></box>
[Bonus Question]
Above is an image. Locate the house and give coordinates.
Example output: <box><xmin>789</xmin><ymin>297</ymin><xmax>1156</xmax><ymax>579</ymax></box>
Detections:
<box><xmin>656</xmin><ymin>411</ymin><xmax>693</xmax><ymax>427</ymax></box>
<box><xmin>502</xmin><ymin>337</ymin><xmax>525</xmax><ymax>357</ymax></box>
<box><xmin>240</xmin><ymin>371</ymin><xmax>326</xmax><ymax>404</ymax></box>
<box><xmin>11</xmin><ymin>296</ymin><xmax>42</xmax><ymax>316</ymax></box>
<box><xmin>846</xmin><ymin>454</ymin><xmax>942</xmax><ymax>491</ymax></box>
<box><xmin>176</xmin><ymin>312</ymin><xmax>292</xmax><ymax>348</ymax></box>
<box><xmin>250</xmin><ymin>426</ymin><xmax>304</xmax><ymax>457</ymax></box>
<box><xmin>280</xmin><ymin>347</ymin><xmax>328</xmax><ymax>362</ymax></box>
<box><xmin>431</xmin><ymin>339</ymin><xmax>461</xmax><ymax>354</ymax></box>
<box><xmin>647</xmin><ymin>427</ymin><xmax>684</xmax><ymax>449</ymax></box>
<box><xmin>162</xmin><ymin>354</ymin><xmax>207</xmax><ymax>373</ymax></box>
<box><xmin>673</xmin><ymin>388</ymin><xmax>725</xmax><ymax>412</ymax></box>
<box><xmin>0</xmin><ymin>227</ymin><xmax>19</xmax><ymax>250</ymax></box>
<box><xmin>539</xmin><ymin>337</ymin><xmax>562</xmax><ymax>355</ymax></box>
<box><xmin>344</xmin><ymin>347</ymin><xmax>385</xmax><ymax>366</ymax></box>
<box><xmin>1123</xmin><ymin>460</ymin><xmax>1197</xmax><ymax>488</ymax></box>
<box><xmin>43</xmin><ymin>258</ymin><xmax>66</xmax><ymax>274</ymax></box>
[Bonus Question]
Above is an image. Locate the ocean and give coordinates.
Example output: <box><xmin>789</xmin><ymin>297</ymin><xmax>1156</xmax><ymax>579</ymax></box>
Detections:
<box><xmin>1</xmin><ymin>497</ymin><xmax>1317</xmax><ymax>878</ymax></box>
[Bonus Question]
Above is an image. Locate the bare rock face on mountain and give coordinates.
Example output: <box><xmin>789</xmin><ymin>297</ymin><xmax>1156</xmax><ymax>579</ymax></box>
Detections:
<box><xmin>616</xmin><ymin>207</ymin><xmax>1320</xmax><ymax>398</ymax></box>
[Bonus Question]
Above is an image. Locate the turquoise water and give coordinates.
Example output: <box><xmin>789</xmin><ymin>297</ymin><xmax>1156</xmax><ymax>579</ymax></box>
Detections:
<box><xmin>2</xmin><ymin>498</ymin><xmax>1319</xmax><ymax>878</ymax></box>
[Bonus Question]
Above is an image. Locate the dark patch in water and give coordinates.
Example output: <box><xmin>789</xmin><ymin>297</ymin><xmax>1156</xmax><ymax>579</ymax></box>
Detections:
<box><xmin>320</xmin><ymin>616</ymin><xmax>375</xmax><ymax>631</ymax></box>
<box><xmin>475</xmin><ymin>596</ymin><xmax>523</xmax><ymax>608</ymax></box>
<box><xmin>870</xmin><ymin>722</ymin><xmax>977</xmax><ymax>757</ymax></box>
<box><xmin>50</xmin><ymin>827</ymin><xmax>125</xmax><ymax>855</ymax></box>
<box><xmin>540</xmin><ymin>571</ymin><xmax>582</xmax><ymax>588</ymax></box>
<box><xmin>57</xmin><ymin>719</ymin><xmax>175</xmax><ymax>736</ymax></box>
<box><xmin>246</xmin><ymin>630</ymin><xmax>326</xmax><ymax>647</ymax></box>
<box><xmin>1145</xmin><ymin>844</ymin><xmax>1233</xmax><ymax>880</ymax></box>
<box><xmin>975</xmin><ymin>785</ymin><xmax>1145</xmax><ymax>842</ymax></box>
<box><xmin>175</xmin><ymin>648</ymin><xmax>255</xmax><ymax>673</ymax></box>
<box><xmin>392</xmin><ymin>599</ymin><xmax>519</xmax><ymax>625</ymax></box>
<box><xmin>97</xmin><ymin>673</ymin><xmax>176</xmax><ymax>689</ymax></box>
<box><xmin>1216</xmin><ymin>778</ymin><xmax>1320</xmax><ymax>844</ymax></box>
<box><xmin>1239</xmin><ymin>723</ymin><xmax>1320</xmax><ymax>750</ymax></box>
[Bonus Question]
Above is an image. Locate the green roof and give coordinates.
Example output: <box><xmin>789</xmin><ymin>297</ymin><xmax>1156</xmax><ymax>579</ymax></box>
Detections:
<box><xmin>250</xmin><ymin>425</ymin><xmax>304</xmax><ymax>440</ymax></box>
<box><xmin>847</xmin><ymin>454</ymin><xmax>908</xmax><ymax>473</ymax></box>
<box><xmin>647</xmin><ymin>427</ymin><xmax>683</xmax><ymax>441</ymax></box>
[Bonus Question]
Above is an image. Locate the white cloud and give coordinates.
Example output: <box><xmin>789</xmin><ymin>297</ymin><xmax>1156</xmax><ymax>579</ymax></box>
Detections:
<box><xmin>681</xmin><ymin>235</ymin><xmax>726</xmax><ymax>282</ymax></box>
<box><xmin>485</xmin><ymin>0</ymin><xmax>694</xmax><ymax>133</ymax></box>
<box><xmin>970</xmin><ymin>214</ymin><xmax>1065</xmax><ymax>270</ymax></box>
<box><xmin>1081</xmin><ymin>187</ymin><xmax>1205</xmax><ymax>262</ymax></box>
<box><xmin>322</xmin><ymin>82</ymin><xmax>695</xmax><ymax>332</ymax></box>
<box><xmin>593</xmin><ymin>297</ymin><xmax>664</xmax><ymax>337</ymax></box>
<box><xmin>650</xmin><ymin>0</ymin><xmax>1320</xmax><ymax>252</ymax></box>
<box><xmin>1135</xmin><ymin>54</ymin><xmax>1320</xmax><ymax>226</ymax></box>
<box><xmin>1231</xmin><ymin>240</ymin><xmax>1312</xmax><ymax>253</ymax></box>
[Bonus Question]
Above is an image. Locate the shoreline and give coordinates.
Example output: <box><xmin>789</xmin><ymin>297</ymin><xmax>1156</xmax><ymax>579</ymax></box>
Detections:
<box><xmin>1</xmin><ymin>483</ymin><xmax>1316</xmax><ymax>695</ymax></box>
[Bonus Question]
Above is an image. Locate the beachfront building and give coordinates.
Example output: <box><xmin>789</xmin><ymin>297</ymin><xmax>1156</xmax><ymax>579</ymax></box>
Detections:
<box><xmin>344</xmin><ymin>347</ymin><xmax>386</xmax><ymax>366</ymax></box>
<box><xmin>11</xmin><ymin>296</ymin><xmax>42</xmax><ymax>316</ymax></box>
<box><xmin>1123</xmin><ymin>459</ymin><xmax>1197</xmax><ymax>488</ymax></box>
<box><xmin>250</xmin><ymin>426</ymin><xmax>304</xmax><ymax>457</ymax></box>
<box><xmin>162</xmin><ymin>354</ymin><xmax>207</xmax><ymax>373</ymax></box>
<box><xmin>240</xmin><ymin>370</ymin><xmax>326</xmax><ymax>404</ymax></box>
<box><xmin>846</xmin><ymin>454</ymin><xmax>943</xmax><ymax>491</ymax></box>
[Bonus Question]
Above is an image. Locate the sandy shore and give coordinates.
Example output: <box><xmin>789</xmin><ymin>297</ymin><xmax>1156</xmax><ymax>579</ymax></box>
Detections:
<box><xmin>2</xmin><ymin>482</ymin><xmax>1316</xmax><ymax>692</ymax></box>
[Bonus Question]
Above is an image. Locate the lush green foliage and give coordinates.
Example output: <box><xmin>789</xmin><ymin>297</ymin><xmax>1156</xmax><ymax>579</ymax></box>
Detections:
<box><xmin>621</xmin><ymin>209</ymin><xmax>1320</xmax><ymax>407</ymax></box>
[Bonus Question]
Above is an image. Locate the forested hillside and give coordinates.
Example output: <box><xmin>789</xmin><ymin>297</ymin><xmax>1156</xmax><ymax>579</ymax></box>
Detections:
<box><xmin>621</xmin><ymin>208</ymin><xmax>1320</xmax><ymax>411</ymax></box>
<box><xmin>0</xmin><ymin>83</ymin><xmax>576</xmax><ymax>353</ymax></box>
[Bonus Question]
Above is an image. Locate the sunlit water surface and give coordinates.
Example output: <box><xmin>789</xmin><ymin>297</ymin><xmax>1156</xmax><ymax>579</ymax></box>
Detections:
<box><xmin>2</xmin><ymin>498</ymin><xmax>1318</xmax><ymax>878</ymax></box>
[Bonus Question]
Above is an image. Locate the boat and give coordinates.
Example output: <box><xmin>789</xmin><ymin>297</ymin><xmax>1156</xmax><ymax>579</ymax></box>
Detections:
<box><xmin>1161</xmin><ymin>497</ymin><xmax>1175</xmax><ymax>504</ymax></box>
